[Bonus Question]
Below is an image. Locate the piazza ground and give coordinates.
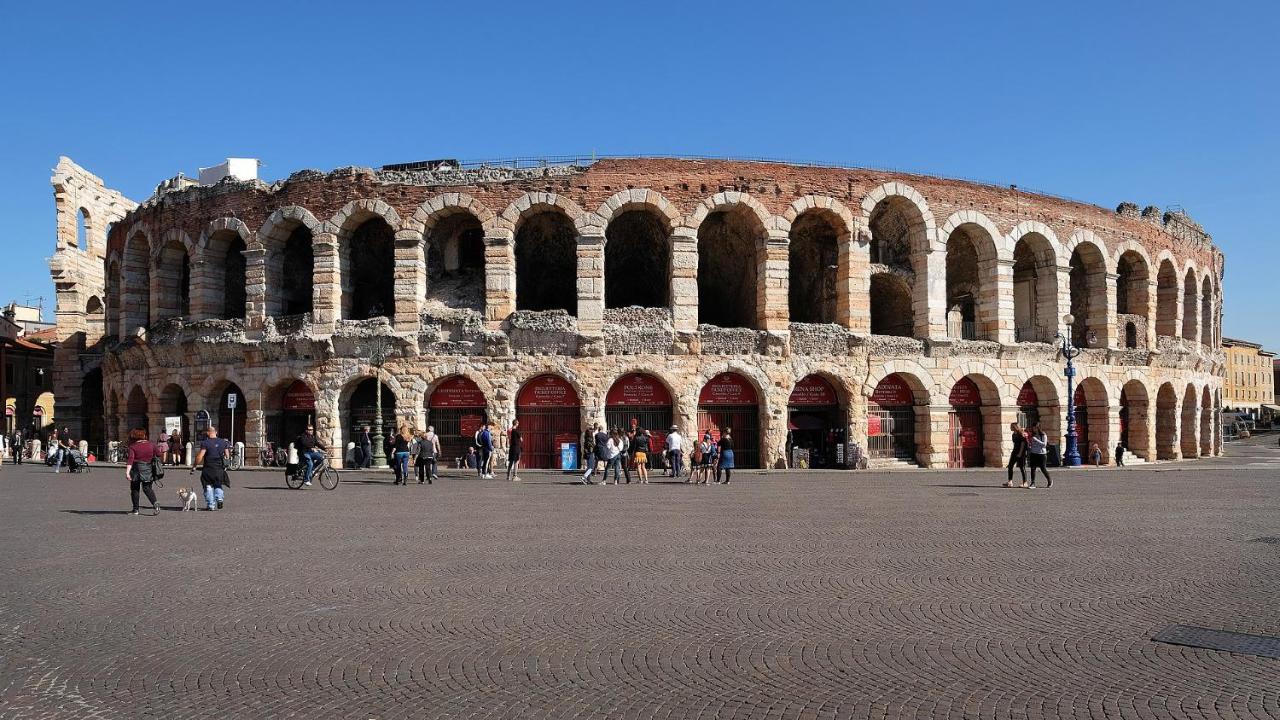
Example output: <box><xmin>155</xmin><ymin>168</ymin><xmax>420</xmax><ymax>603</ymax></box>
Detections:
<box><xmin>0</xmin><ymin>438</ymin><xmax>1277</xmax><ymax>720</ymax></box>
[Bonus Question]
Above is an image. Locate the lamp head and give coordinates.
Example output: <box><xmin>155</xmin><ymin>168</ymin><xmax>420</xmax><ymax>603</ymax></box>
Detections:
<box><xmin>1063</xmin><ymin>313</ymin><xmax>1075</xmax><ymax>326</ymax></box>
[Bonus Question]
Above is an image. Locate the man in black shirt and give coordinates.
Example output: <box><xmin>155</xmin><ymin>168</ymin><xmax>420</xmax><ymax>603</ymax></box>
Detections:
<box><xmin>295</xmin><ymin>425</ymin><xmax>327</xmax><ymax>487</ymax></box>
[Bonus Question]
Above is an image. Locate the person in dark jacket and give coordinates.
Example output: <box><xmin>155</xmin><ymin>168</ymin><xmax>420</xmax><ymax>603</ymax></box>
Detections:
<box><xmin>193</xmin><ymin>425</ymin><xmax>232</xmax><ymax>510</ymax></box>
<box><xmin>1004</xmin><ymin>423</ymin><xmax>1027</xmax><ymax>488</ymax></box>
<box><xmin>506</xmin><ymin>420</ymin><xmax>522</xmax><ymax>482</ymax></box>
<box><xmin>124</xmin><ymin>428</ymin><xmax>160</xmax><ymax>516</ymax></box>
<box><xmin>359</xmin><ymin>426</ymin><xmax>372</xmax><ymax>469</ymax></box>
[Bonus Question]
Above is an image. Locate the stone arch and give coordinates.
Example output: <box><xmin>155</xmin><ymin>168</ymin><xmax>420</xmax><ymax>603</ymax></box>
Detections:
<box><xmin>940</xmin><ymin>214</ymin><xmax>1001</xmax><ymax>341</ymax></box>
<box><xmin>600</xmin><ymin>362</ymin><xmax>688</xmax><ymax>422</ymax></box>
<box><xmin>1119</xmin><ymin>376</ymin><xmax>1151</xmax><ymax>460</ymax></box>
<box><xmin>864</xmin><ymin>364</ymin><xmax>934</xmax><ymax>467</ymax></box>
<box><xmin>868</xmin><ymin>272</ymin><xmax>913</xmax><ymax>336</ymax></box>
<box><xmin>125</xmin><ymin>385</ymin><xmax>149</xmax><ymax>434</ymax></box>
<box><xmin>864</xmin><ymin>360</ymin><xmax>936</xmax><ymax>405</ymax></box>
<box><xmin>1010</xmin><ymin>226</ymin><xmax>1061</xmax><ymax>343</ymax></box>
<box><xmin>1115</xmin><ymin>244</ymin><xmax>1151</xmax><ymax>349</ymax></box>
<box><xmin>333</xmin><ymin>200</ymin><xmax>400</xmax><ymax>321</ymax></box>
<box><xmin>1156</xmin><ymin>255</ymin><xmax>1179</xmax><ymax>338</ymax></box>
<box><xmin>194</xmin><ymin>218</ymin><xmax>252</xmax><ymax>320</ymax></box>
<box><xmin>496</xmin><ymin>192</ymin><xmax>587</xmax><ymax>234</ymax></box>
<box><xmin>1067</xmin><ymin>235</ymin><xmax>1109</xmax><ymax>347</ymax></box>
<box><xmin>407</xmin><ymin>193</ymin><xmax>498</xmax><ymax>235</ymax></box>
<box><xmin>788</xmin><ymin>207</ymin><xmax>848</xmax><ymax>324</ymax></box>
<box><xmin>122</xmin><ymin>224</ymin><xmax>153</xmax><ymax>333</ymax></box>
<box><xmin>591</xmin><ymin>189</ymin><xmax>682</xmax><ymax>235</ymax></box>
<box><xmin>860</xmin><ymin>181</ymin><xmax>936</xmax><ymax>254</ymax></box>
<box><xmin>331</xmin><ymin>198</ymin><xmax>402</xmax><ymax>235</ymax></box>
<box><xmin>258</xmin><ymin>206</ymin><xmax>323</xmax><ymax>317</ymax></box>
<box><xmin>695</xmin><ymin>198</ymin><xmax>768</xmax><ymax>329</ymax></box>
<box><xmin>74</xmin><ymin>207</ymin><xmax>90</xmax><ymax>249</ymax></box>
<box><xmin>152</xmin><ymin>229</ymin><xmax>194</xmax><ymax>320</ymax></box>
<box><xmin>513</xmin><ymin>204</ymin><xmax>578</xmax><ymax>315</ymax></box>
<box><xmin>1180</xmin><ymin>382</ymin><xmax>1200</xmax><ymax>458</ymax></box>
<box><xmin>943</xmin><ymin>370</ymin><xmax>1004</xmax><ymax>467</ymax></box>
<box><xmin>1181</xmin><ymin>266</ymin><xmax>1199</xmax><ymax>342</ymax></box>
<box><xmin>1199</xmin><ymin>384</ymin><xmax>1213</xmax><ymax>457</ymax></box>
<box><xmin>603</xmin><ymin>196</ymin><xmax>675</xmax><ymax>310</ymax></box>
<box><xmin>1013</xmin><ymin>371</ymin><xmax>1063</xmax><ymax>448</ymax></box>
<box><xmin>686</xmin><ymin>191</ymin><xmax>776</xmax><ymax>233</ymax></box>
<box><xmin>1155</xmin><ymin>382</ymin><xmax>1179</xmax><ymax>459</ymax></box>
<box><xmin>105</xmin><ymin>255</ymin><xmax>122</xmax><ymax>336</ymax></box>
<box><xmin>1199</xmin><ymin>274</ymin><xmax>1213</xmax><ymax>347</ymax></box>
<box><xmin>1073</xmin><ymin>376</ymin><xmax>1111</xmax><ymax>464</ymax></box>
<box><xmin>157</xmin><ymin>382</ymin><xmax>191</xmax><ymax>440</ymax></box>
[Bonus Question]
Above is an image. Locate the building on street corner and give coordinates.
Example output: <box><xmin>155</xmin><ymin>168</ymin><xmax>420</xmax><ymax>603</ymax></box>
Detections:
<box><xmin>1221</xmin><ymin>337</ymin><xmax>1275</xmax><ymax>426</ymax></box>
<box><xmin>47</xmin><ymin>155</ymin><xmax>1226</xmax><ymax>468</ymax></box>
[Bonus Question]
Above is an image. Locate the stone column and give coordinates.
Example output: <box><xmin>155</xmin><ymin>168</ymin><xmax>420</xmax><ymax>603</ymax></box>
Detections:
<box><xmin>1053</xmin><ymin>263</ymin><xmax>1072</xmax><ymax>338</ymax></box>
<box><xmin>670</xmin><ymin>227</ymin><xmax>699</xmax><ymax>333</ymax></box>
<box><xmin>760</xmin><ymin>230</ymin><xmax>790</xmax><ymax>333</ymax></box>
<box><xmin>845</xmin><ymin>230</ymin><xmax>870</xmax><ymax>333</ymax></box>
<box><xmin>1180</xmin><ymin>394</ymin><xmax>1200</xmax><ymax>459</ymax></box>
<box><xmin>1098</xmin><ymin>271</ymin><xmax>1118</xmax><ymax>348</ymax></box>
<box><xmin>484</xmin><ymin>231</ymin><xmax>515</xmax><ymax>330</ymax></box>
<box><xmin>393</xmin><ymin>230</ymin><xmax>424</xmax><ymax>332</ymax></box>
<box><xmin>992</xmin><ymin>259</ymin><xmax>1016</xmax><ymax>344</ymax></box>
<box><xmin>922</xmin><ymin>404</ymin><xmax>952</xmax><ymax>468</ymax></box>
<box><xmin>244</xmin><ymin>245</ymin><xmax>267</xmax><ymax>334</ymax></box>
<box><xmin>918</xmin><ymin>251</ymin><xmax>946</xmax><ymax>340</ymax></box>
<box><xmin>576</xmin><ymin>233</ymin><xmax>605</xmax><ymax>337</ymax></box>
<box><xmin>312</xmin><ymin>232</ymin><xmax>340</xmax><ymax>333</ymax></box>
<box><xmin>1143</xmin><ymin>279</ymin><xmax>1158</xmax><ymax>350</ymax></box>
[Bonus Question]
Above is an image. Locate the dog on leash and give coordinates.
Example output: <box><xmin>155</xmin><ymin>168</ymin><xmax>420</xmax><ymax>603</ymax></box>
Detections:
<box><xmin>177</xmin><ymin>487</ymin><xmax>198</xmax><ymax>512</ymax></box>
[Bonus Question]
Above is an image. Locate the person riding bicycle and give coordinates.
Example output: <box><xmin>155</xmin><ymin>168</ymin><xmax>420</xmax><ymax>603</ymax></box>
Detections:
<box><xmin>294</xmin><ymin>425</ymin><xmax>328</xmax><ymax>487</ymax></box>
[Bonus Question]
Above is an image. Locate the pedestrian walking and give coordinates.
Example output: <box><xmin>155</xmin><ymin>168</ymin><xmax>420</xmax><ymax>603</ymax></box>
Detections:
<box><xmin>1089</xmin><ymin>442</ymin><xmax>1103</xmax><ymax>466</ymax></box>
<box><xmin>1026</xmin><ymin>423</ymin><xmax>1051</xmax><ymax>488</ymax></box>
<box><xmin>506</xmin><ymin>420</ymin><xmax>522</xmax><ymax>482</ymax></box>
<box><xmin>417</xmin><ymin>426</ymin><xmax>441</xmax><ymax>484</ymax></box>
<box><xmin>581</xmin><ymin>426</ymin><xmax>596</xmax><ymax>470</ymax></box>
<box><xmin>665</xmin><ymin>425</ymin><xmax>684</xmax><ymax>478</ymax></box>
<box><xmin>705</xmin><ymin>434</ymin><xmax>720</xmax><ymax>485</ymax></box>
<box><xmin>124</xmin><ymin>428</ymin><xmax>161</xmax><ymax>515</ymax></box>
<box><xmin>477</xmin><ymin>423</ymin><xmax>495</xmax><ymax>479</ymax></box>
<box><xmin>1004</xmin><ymin>422</ymin><xmax>1027</xmax><ymax>488</ymax></box>
<box><xmin>634</xmin><ymin>428</ymin><xmax>651</xmax><ymax>484</ymax></box>
<box><xmin>193</xmin><ymin>425</ymin><xmax>231</xmax><ymax>510</ymax></box>
<box><xmin>617</xmin><ymin>427</ymin><xmax>632</xmax><ymax>484</ymax></box>
<box><xmin>692</xmin><ymin>433</ymin><xmax>711</xmax><ymax>484</ymax></box>
<box><xmin>391</xmin><ymin>426</ymin><xmax>412</xmax><ymax>485</ymax></box>
<box><xmin>359</xmin><ymin>426</ymin><xmax>373</xmax><ymax>469</ymax></box>
<box><xmin>156</xmin><ymin>430</ymin><xmax>170</xmax><ymax>469</ymax></box>
<box><xmin>604</xmin><ymin>429</ymin><xmax>626</xmax><ymax>484</ymax></box>
<box><xmin>10</xmin><ymin>430</ymin><xmax>22</xmax><ymax>465</ymax></box>
<box><xmin>581</xmin><ymin>424</ymin><xmax>608</xmax><ymax>484</ymax></box>
<box><xmin>716</xmin><ymin>428</ymin><xmax>735</xmax><ymax>484</ymax></box>
<box><xmin>1115</xmin><ymin>442</ymin><xmax>1126</xmax><ymax>467</ymax></box>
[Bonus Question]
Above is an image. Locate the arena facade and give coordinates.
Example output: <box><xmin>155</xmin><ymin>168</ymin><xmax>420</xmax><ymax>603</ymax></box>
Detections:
<box><xmin>48</xmin><ymin>155</ymin><xmax>1224</xmax><ymax>469</ymax></box>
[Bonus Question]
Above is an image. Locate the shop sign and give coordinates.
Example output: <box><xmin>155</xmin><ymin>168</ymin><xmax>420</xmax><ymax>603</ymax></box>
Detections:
<box><xmin>430</xmin><ymin>376</ymin><xmax>486</xmax><ymax>408</ymax></box>
<box><xmin>788</xmin><ymin>375</ymin><xmax>838</xmax><ymax>407</ymax></box>
<box><xmin>516</xmin><ymin>374</ymin><xmax>580</xmax><ymax>408</ymax></box>
<box><xmin>949</xmin><ymin>378</ymin><xmax>981</xmax><ymax>407</ymax></box>
<box><xmin>605</xmin><ymin>374</ymin><xmax>672</xmax><ymax>407</ymax></box>
<box><xmin>459</xmin><ymin>413</ymin><xmax>484</xmax><ymax>439</ymax></box>
<box><xmin>698</xmin><ymin>373</ymin><xmax>758</xmax><ymax>406</ymax></box>
<box><xmin>282</xmin><ymin>381</ymin><xmax>316</xmax><ymax>411</ymax></box>
<box><xmin>867</xmin><ymin>414</ymin><xmax>882</xmax><ymax>436</ymax></box>
<box><xmin>870</xmin><ymin>374</ymin><xmax>913</xmax><ymax>407</ymax></box>
<box><xmin>1016</xmin><ymin>382</ymin><xmax>1038</xmax><ymax>407</ymax></box>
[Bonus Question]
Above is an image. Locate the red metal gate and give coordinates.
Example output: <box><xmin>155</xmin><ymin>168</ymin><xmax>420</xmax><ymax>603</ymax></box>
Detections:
<box><xmin>948</xmin><ymin>410</ymin><xmax>983</xmax><ymax>468</ymax></box>
<box><xmin>427</xmin><ymin>376</ymin><xmax>489</xmax><ymax>466</ymax></box>
<box><xmin>515</xmin><ymin>375</ymin><xmax>581</xmax><ymax>469</ymax></box>
<box><xmin>697</xmin><ymin>406</ymin><xmax>760</xmax><ymax>468</ymax></box>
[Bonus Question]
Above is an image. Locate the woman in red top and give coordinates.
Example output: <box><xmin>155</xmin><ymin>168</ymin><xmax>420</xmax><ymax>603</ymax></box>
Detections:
<box><xmin>124</xmin><ymin>428</ymin><xmax>160</xmax><ymax>516</ymax></box>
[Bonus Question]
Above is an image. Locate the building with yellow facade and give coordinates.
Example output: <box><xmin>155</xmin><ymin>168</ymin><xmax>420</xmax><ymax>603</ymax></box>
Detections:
<box><xmin>1222</xmin><ymin>337</ymin><xmax>1275</xmax><ymax>425</ymax></box>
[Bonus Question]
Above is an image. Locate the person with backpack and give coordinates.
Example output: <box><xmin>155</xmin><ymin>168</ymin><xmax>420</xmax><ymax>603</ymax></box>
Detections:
<box><xmin>475</xmin><ymin>423</ymin><xmax>495</xmax><ymax>480</ymax></box>
<box><xmin>124</xmin><ymin>427</ymin><xmax>162</xmax><ymax>516</ymax></box>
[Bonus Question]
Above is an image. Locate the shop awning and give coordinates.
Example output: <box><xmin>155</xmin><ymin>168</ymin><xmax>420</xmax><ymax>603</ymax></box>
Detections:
<box><xmin>1262</xmin><ymin>405</ymin><xmax>1280</xmax><ymax>413</ymax></box>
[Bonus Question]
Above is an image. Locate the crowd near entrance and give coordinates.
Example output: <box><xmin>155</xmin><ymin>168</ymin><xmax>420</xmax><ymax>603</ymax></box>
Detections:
<box><xmin>426</xmin><ymin>376</ymin><xmax>488</xmax><ymax>466</ymax></box>
<box><xmin>787</xmin><ymin>375</ymin><xmax>846</xmax><ymax>468</ymax></box>
<box><xmin>947</xmin><ymin>377</ymin><xmax>984</xmax><ymax>468</ymax></box>
<box><xmin>604</xmin><ymin>373</ymin><xmax>672</xmax><ymax>465</ymax></box>
<box><xmin>697</xmin><ymin>372</ymin><xmax>760</xmax><ymax>468</ymax></box>
<box><xmin>515</xmin><ymin>375</ymin><xmax>580</xmax><ymax>469</ymax></box>
<box><xmin>867</xmin><ymin>374</ymin><xmax>916</xmax><ymax>461</ymax></box>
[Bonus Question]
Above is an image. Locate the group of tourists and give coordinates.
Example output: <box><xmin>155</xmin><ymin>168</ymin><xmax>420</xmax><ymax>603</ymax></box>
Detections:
<box><xmin>1</xmin><ymin>427</ymin><xmax>89</xmax><ymax>472</ymax></box>
<box><xmin>1004</xmin><ymin>422</ymin><xmax>1052</xmax><ymax>488</ymax></box>
<box><xmin>579</xmin><ymin>423</ymin><xmax>736</xmax><ymax>486</ymax></box>
<box><xmin>386</xmin><ymin>425</ymin><xmax>445</xmax><ymax>485</ymax></box>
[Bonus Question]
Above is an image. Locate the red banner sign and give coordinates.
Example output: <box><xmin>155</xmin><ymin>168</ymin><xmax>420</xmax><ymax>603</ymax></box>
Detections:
<box><xmin>516</xmin><ymin>374</ymin><xmax>580</xmax><ymax>408</ymax></box>
<box><xmin>1016</xmin><ymin>381</ymin><xmax>1038</xmax><ymax>408</ymax></box>
<box><xmin>459</xmin><ymin>412</ymin><xmax>484</xmax><ymax>439</ymax></box>
<box><xmin>605</xmin><ymin>374</ymin><xmax>672</xmax><ymax>407</ymax></box>
<box><xmin>870</xmin><ymin>374</ymin><xmax>913</xmax><ymax>407</ymax></box>
<box><xmin>282</xmin><ymin>381</ymin><xmax>316</xmax><ymax>411</ymax></box>
<box><xmin>949</xmin><ymin>377</ymin><xmax>981</xmax><ymax>407</ymax></box>
<box><xmin>867</xmin><ymin>414</ymin><xmax>882</xmax><ymax>436</ymax></box>
<box><xmin>430</xmin><ymin>376</ymin><xmax>486</xmax><ymax>408</ymax></box>
<box><xmin>789</xmin><ymin>375</ymin><xmax>838</xmax><ymax>407</ymax></box>
<box><xmin>698</xmin><ymin>373</ymin><xmax>758</xmax><ymax>406</ymax></box>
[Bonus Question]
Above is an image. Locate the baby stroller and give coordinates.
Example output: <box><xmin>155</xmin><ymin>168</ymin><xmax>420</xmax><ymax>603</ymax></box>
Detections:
<box><xmin>65</xmin><ymin>449</ymin><xmax>89</xmax><ymax>473</ymax></box>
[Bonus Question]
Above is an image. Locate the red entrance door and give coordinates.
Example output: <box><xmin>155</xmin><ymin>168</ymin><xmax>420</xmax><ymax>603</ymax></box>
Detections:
<box><xmin>604</xmin><ymin>373</ymin><xmax>672</xmax><ymax>464</ymax></box>
<box><xmin>948</xmin><ymin>377</ymin><xmax>983</xmax><ymax>468</ymax></box>
<box><xmin>428</xmin><ymin>376</ymin><xmax>488</xmax><ymax>465</ymax></box>
<box><xmin>697</xmin><ymin>372</ymin><xmax>760</xmax><ymax>468</ymax></box>
<box><xmin>516</xmin><ymin>375</ymin><xmax>580</xmax><ymax>469</ymax></box>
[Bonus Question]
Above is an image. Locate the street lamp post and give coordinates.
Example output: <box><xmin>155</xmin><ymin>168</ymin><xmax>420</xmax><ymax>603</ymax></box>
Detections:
<box><xmin>367</xmin><ymin>339</ymin><xmax>392</xmax><ymax>468</ymax></box>
<box><xmin>1054</xmin><ymin>314</ymin><xmax>1096</xmax><ymax>467</ymax></box>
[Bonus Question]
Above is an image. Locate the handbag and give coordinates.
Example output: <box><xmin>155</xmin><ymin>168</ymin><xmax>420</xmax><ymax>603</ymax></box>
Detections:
<box><xmin>150</xmin><ymin>456</ymin><xmax>165</xmax><ymax>486</ymax></box>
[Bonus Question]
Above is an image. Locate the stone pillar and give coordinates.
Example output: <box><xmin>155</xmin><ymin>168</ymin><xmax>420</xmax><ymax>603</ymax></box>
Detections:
<box><xmin>576</xmin><ymin>233</ymin><xmax>605</xmax><ymax>337</ymax></box>
<box><xmin>393</xmin><ymin>230</ymin><xmax>424</xmax><ymax>332</ymax></box>
<box><xmin>990</xmin><ymin>258</ymin><xmax>1015</xmax><ymax>344</ymax></box>
<box><xmin>1098</xmin><ymin>271</ymin><xmax>1118</xmax><ymax>348</ymax></box>
<box><xmin>670</xmin><ymin>227</ymin><xmax>698</xmax><ymax>333</ymax></box>
<box><xmin>761</xmin><ymin>230</ymin><xmax>789</xmax><ymax>333</ymax></box>
<box><xmin>312</xmin><ymin>232</ymin><xmax>339</xmax><ymax>333</ymax></box>
<box><xmin>1143</xmin><ymin>280</ymin><xmax>1158</xmax><ymax>350</ymax></box>
<box><xmin>922</xmin><ymin>405</ymin><xmax>952</xmax><ymax>468</ymax></box>
<box><xmin>484</xmin><ymin>231</ymin><xmax>515</xmax><ymax>329</ymax></box>
<box><xmin>918</xmin><ymin>251</ymin><xmax>946</xmax><ymax>340</ymax></box>
<box><xmin>845</xmin><ymin>231</ymin><xmax>870</xmax><ymax>333</ymax></box>
<box><xmin>1180</xmin><ymin>394</ymin><xmax>1200</xmax><ymax>459</ymax></box>
<box><xmin>244</xmin><ymin>245</ymin><xmax>267</xmax><ymax>333</ymax></box>
<box><xmin>1128</xmin><ymin>395</ymin><xmax>1152</xmax><ymax>461</ymax></box>
<box><xmin>1053</xmin><ymin>263</ymin><xmax>1072</xmax><ymax>339</ymax></box>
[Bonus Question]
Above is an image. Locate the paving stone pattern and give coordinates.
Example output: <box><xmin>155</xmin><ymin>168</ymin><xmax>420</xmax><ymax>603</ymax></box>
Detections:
<box><xmin>0</xmin><ymin>457</ymin><xmax>1277</xmax><ymax>719</ymax></box>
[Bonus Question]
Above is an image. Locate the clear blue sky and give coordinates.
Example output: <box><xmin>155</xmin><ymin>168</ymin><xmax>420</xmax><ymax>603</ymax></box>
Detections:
<box><xmin>1</xmin><ymin>1</ymin><xmax>1275</xmax><ymax>347</ymax></box>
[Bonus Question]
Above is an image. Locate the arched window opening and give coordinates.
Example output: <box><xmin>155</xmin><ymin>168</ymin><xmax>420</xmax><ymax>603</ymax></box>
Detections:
<box><xmin>123</xmin><ymin>232</ymin><xmax>152</xmax><ymax>331</ymax></box>
<box><xmin>1181</xmin><ymin>271</ymin><xmax>1198</xmax><ymax>341</ymax></box>
<box><xmin>1180</xmin><ymin>384</ymin><xmax>1198</xmax><ymax>458</ymax></box>
<box><xmin>605</xmin><ymin>209</ymin><xmax>671</xmax><ymax>309</ymax></box>
<box><xmin>1116</xmin><ymin>250</ymin><xmax>1149</xmax><ymax>349</ymax></box>
<box><xmin>222</xmin><ymin>236</ymin><xmax>247</xmax><ymax>319</ymax></box>
<box><xmin>105</xmin><ymin>261</ymin><xmax>122</xmax><ymax>335</ymax></box>
<box><xmin>81</xmin><ymin>368</ymin><xmax>104</xmax><ymax>456</ymax></box>
<box><xmin>345</xmin><ymin>218</ymin><xmax>396</xmax><ymax>320</ymax></box>
<box><xmin>869</xmin><ymin>273</ymin><xmax>913</xmax><ymax>337</ymax></box>
<box><xmin>154</xmin><ymin>236</ymin><xmax>190</xmax><ymax>321</ymax></box>
<box><xmin>515</xmin><ymin>210</ymin><xmax>577</xmax><ymax>315</ymax></box>
<box><xmin>1200</xmin><ymin>277</ymin><xmax>1213</xmax><ymax>347</ymax></box>
<box><xmin>1069</xmin><ymin>244</ymin><xmax>1106</xmax><ymax>348</ymax></box>
<box><xmin>1199</xmin><ymin>386</ymin><xmax>1213</xmax><ymax>456</ymax></box>
<box><xmin>282</xmin><ymin>227</ymin><xmax>314</xmax><ymax>316</ymax></box>
<box><xmin>75</xmin><ymin>208</ymin><xmax>89</xmax><ymax>249</ymax></box>
<box><xmin>787</xmin><ymin>211</ymin><xmax>839</xmax><ymax>323</ymax></box>
<box><xmin>217</xmin><ymin>383</ymin><xmax>247</xmax><ymax>448</ymax></box>
<box><xmin>126</xmin><ymin>386</ymin><xmax>149</xmax><ymax>434</ymax></box>
<box><xmin>868</xmin><ymin>199</ymin><xmax>914</xmax><ymax>269</ymax></box>
<box><xmin>697</xmin><ymin>206</ymin><xmax>763</xmax><ymax>329</ymax></box>
<box><xmin>1155</xmin><ymin>260</ymin><xmax>1178</xmax><ymax>338</ymax></box>
<box><xmin>426</xmin><ymin>213</ymin><xmax>485</xmax><ymax>312</ymax></box>
<box><xmin>1155</xmin><ymin>383</ymin><xmax>1177</xmax><ymax>459</ymax></box>
<box><xmin>1012</xmin><ymin>234</ymin><xmax>1057</xmax><ymax>343</ymax></box>
<box><xmin>1125</xmin><ymin>322</ymin><xmax>1138</xmax><ymax>349</ymax></box>
<box><xmin>945</xmin><ymin>229</ymin><xmax>981</xmax><ymax>340</ymax></box>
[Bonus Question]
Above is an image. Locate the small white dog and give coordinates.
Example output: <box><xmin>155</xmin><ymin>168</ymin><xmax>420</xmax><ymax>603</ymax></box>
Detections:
<box><xmin>177</xmin><ymin>487</ymin><xmax>198</xmax><ymax>512</ymax></box>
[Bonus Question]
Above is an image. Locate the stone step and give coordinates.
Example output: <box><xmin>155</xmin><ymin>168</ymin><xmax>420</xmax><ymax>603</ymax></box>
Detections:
<box><xmin>868</xmin><ymin>457</ymin><xmax>920</xmax><ymax>470</ymax></box>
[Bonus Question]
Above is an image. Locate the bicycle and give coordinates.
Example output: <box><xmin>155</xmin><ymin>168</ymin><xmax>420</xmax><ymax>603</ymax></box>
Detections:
<box><xmin>285</xmin><ymin>453</ymin><xmax>339</xmax><ymax>490</ymax></box>
<box><xmin>258</xmin><ymin>442</ymin><xmax>289</xmax><ymax>468</ymax></box>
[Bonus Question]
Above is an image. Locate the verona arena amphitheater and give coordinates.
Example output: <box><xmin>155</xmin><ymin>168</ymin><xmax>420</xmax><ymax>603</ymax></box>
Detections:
<box><xmin>47</xmin><ymin>155</ymin><xmax>1224</xmax><ymax>469</ymax></box>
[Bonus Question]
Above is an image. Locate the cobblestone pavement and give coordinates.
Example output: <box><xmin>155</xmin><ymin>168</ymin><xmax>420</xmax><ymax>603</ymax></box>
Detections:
<box><xmin>1</xmin><ymin>446</ymin><xmax>1277</xmax><ymax>720</ymax></box>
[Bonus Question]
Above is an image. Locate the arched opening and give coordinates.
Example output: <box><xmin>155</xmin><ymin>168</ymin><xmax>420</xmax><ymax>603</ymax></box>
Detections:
<box><xmin>1012</xmin><ymin>234</ymin><xmax>1058</xmax><ymax>342</ymax></box>
<box><xmin>515</xmin><ymin>374</ymin><xmax>581</xmax><ymax>469</ymax></box>
<box><xmin>697</xmin><ymin>206</ymin><xmax>763</xmax><ymax>329</ymax></box>
<box><xmin>697</xmin><ymin>372</ymin><xmax>761</xmax><ymax>468</ymax></box>
<box><xmin>122</xmin><ymin>232</ymin><xmax>152</xmax><ymax>331</ymax></box>
<box><xmin>869</xmin><ymin>273</ymin><xmax>914</xmax><ymax>337</ymax></box>
<box><xmin>605</xmin><ymin>373</ymin><xmax>674</xmax><ymax>470</ymax></box>
<box><xmin>1200</xmin><ymin>277</ymin><xmax>1213</xmax><ymax>347</ymax></box>
<box><xmin>215</xmin><ymin>383</ymin><xmax>247</xmax><ymax>448</ymax></box>
<box><xmin>126</xmin><ymin>386</ymin><xmax>148</xmax><ymax>434</ymax></box>
<box><xmin>1069</xmin><ymin>244</ymin><xmax>1107</xmax><ymax>347</ymax></box>
<box><xmin>1155</xmin><ymin>260</ymin><xmax>1178</xmax><ymax>338</ymax></box>
<box><xmin>1199</xmin><ymin>386</ymin><xmax>1213</xmax><ymax>456</ymax></box>
<box><xmin>787</xmin><ymin>374</ymin><xmax>847</xmax><ymax>468</ymax></box>
<box><xmin>515</xmin><ymin>210</ymin><xmax>577</xmax><ymax>315</ymax></box>
<box><xmin>264</xmin><ymin>380</ymin><xmax>315</xmax><ymax>458</ymax></box>
<box><xmin>33</xmin><ymin>392</ymin><xmax>55</xmax><ymax>433</ymax></box>
<box><xmin>281</xmin><ymin>227</ymin><xmax>314</xmax><ymax>317</ymax></box>
<box><xmin>105</xmin><ymin>261</ymin><xmax>121</xmax><ymax>336</ymax></box>
<box><xmin>606</xmin><ymin>209</ymin><xmax>671</xmax><ymax>309</ymax></box>
<box><xmin>74</xmin><ymin>208</ymin><xmax>89</xmax><ymax>248</ymax></box>
<box><xmin>200</xmin><ymin>230</ymin><xmax>248</xmax><ymax>320</ymax></box>
<box><xmin>85</xmin><ymin>296</ymin><xmax>105</xmax><ymax>338</ymax></box>
<box><xmin>944</xmin><ymin>225</ymin><xmax>995</xmax><ymax>340</ymax></box>
<box><xmin>343</xmin><ymin>218</ymin><xmax>396</xmax><ymax>320</ymax></box>
<box><xmin>1119</xmin><ymin>380</ymin><xmax>1150</xmax><ymax>460</ymax></box>
<box><xmin>867</xmin><ymin>373</ymin><xmax>928</xmax><ymax>464</ymax></box>
<box><xmin>1156</xmin><ymin>383</ymin><xmax>1178</xmax><ymax>459</ymax></box>
<box><xmin>81</xmin><ymin>368</ymin><xmax>104</xmax><ymax>455</ymax></box>
<box><xmin>158</xmin><ymin>384</ymin><xmax>190</xmax><ymax>446</ymax></box>
<box><xmin>1074</xmin><ymin>378</ymin><xmax>1110</xmax><ymax>464</ymax></box>
<box><xmin>1181</xmin><ymin>270</ymin><xmax>1198</xmax><ymax>342</ymax></box>
<box><xmin>154</xmin><ymin>236</ymin><xmax>191</xmax><ymax>320</ymax></box>
<box><xmin>868</xmin><ymin>198</ymin><xmax>915</xmax><ymax>269</ymax></box>
<box><xmin>1116</xmin><ymin>250</ymin><xmax>1149</xmax><ymax>348</ymax></box>
<box><xmin>426</xmin><ymin>376</ymin><xmax>488</xmax><ymax>466</ymax></box>
<box><xmin>344</xmin><ymin>378</ymin><xmax>398</xmax><ymax>464</ymax></box>
<box><xmin>426</xmin><ymin>212</ymin><xmax>486</xmax><ymax>312</ymax></box>
<box><xmin>1180</xmin><ymin>383</ymin><xmax>1198</xmax><ymax>458</ymax></box>
<box><xmin>1017</xmin><ymin>377</ymin><xmax>1061</xmax><ymax>445</ymax></box>
<box><xmin>947</xmin><ymin>376</ymin><xmax>999</xmax><ymax>468</ymax></box>
<box><xmin>787</xmin><ymin>210</ymin><xmax>840</xmax><ymax>323</ymax></box>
